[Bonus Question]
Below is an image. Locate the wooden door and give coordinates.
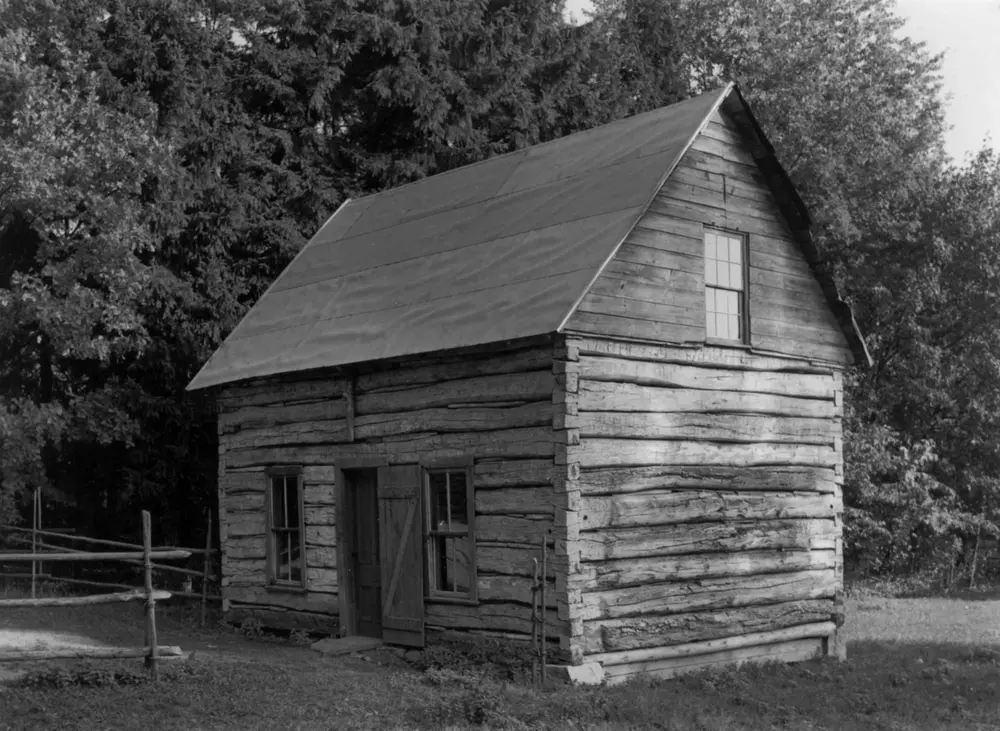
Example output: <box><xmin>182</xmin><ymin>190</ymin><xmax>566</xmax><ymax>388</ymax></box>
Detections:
<box><xmin>377</xmin><ymin>465</ymin><xmax>425</xmax><ymax>648</ymax></box>
<box><xmin>349</xmin><ymin>469</ymin><xmax>382</xmax><ymax>638</ymax></box>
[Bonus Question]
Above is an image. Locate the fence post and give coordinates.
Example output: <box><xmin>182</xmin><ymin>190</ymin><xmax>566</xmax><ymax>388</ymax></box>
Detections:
<box><xmin>142</xmin><ymin>511</ymin><xmax>159</xmax><ymax>681</ymax></box>
<box><xmin>540</xmin><ymin>536</ymin><xmax>547</xmax><ymax>685</ymax></box>
<box><xmin>201</xmin><ymin>508</ymin><xmax>211</xmax><ymax>628</ymax></box>
<box><xmin>31</xmin><ymin>487</ymin><xmax>39</xmax><ymax>599</ymax></box>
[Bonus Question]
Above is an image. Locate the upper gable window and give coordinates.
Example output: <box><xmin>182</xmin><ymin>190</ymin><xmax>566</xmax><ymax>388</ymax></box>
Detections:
<box><xmin>705</xmin><ymin>229</ymin><xmax>748</xmax><ymax>344</ymax></box>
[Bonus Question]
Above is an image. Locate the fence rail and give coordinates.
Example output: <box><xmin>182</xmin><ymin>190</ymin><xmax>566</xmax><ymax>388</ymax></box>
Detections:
<box><xmin>0</xmin><ymin>508</ymin><xmax>220</xmax><ymax>626</ymax></box>
<box><xmin>0</xmin><ymin>510</ymin><xmax>194</xmax><ymax>680</ymax></box>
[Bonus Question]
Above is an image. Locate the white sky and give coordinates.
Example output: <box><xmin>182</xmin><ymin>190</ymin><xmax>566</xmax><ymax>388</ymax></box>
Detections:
<box><xmin>563</xmin><ymin>0</ymin><xmax>1000</xmax><ymax>163</ymax></box>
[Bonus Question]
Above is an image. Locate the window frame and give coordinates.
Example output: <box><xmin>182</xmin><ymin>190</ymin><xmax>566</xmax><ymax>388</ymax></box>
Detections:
<box><xmin>704</xmin><ymin>227</ymin><xmax>751</xmax><ymax>346</ymax></box>
<box><xmin>421</xmin><ymin>457</ymin><xmax>477</xmax><ymax>604</ymax></box>
<box><xmin>264</xmin><ymin>465</ymin><xmax>307</xmax><ymax>591</ymax></box>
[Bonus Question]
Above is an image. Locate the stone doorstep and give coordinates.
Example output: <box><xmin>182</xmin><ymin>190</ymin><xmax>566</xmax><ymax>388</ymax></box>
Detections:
<box><xmin>310</xmin><ymin>636</ymin><xmax>384</xmax><ymax>656</ymax></box>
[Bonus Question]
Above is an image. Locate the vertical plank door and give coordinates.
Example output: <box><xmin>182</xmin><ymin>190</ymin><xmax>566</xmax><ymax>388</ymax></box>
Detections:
<box><xmin>377</xmin><ymin>465</ymin><xmax>425</xmax><ymax>648</ymax></box>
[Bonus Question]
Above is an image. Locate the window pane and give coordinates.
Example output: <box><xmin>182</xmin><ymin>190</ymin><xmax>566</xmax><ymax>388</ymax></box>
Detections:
<box><xmin>727</xmin><ymin>289</ymin><xmax>739</xmax><ymax>315</ymax></box>
<box><xmin>705</xmin><ymin>232</ymin><xmax>717</xmax><ymax>260</ymax></box>
<box><xmin>285</xmin><ymin>477</ymin><xmax>299</xmax><ymax>531</ymax></box>
<box><xmin>729</xmin><ymin>263</ymin><xmax>743</xmax><ymax>291</ymax></box>
<box><xmin>716</xmin><ymin>313</ymin><xmax>728</xmax><ymax>340</ymax></box>
<box><xmin>705</xmin><ymin>287</ymin><xmax>716</xmax><ymax>313</ymax></box>
<box><xmin>728</xmin><ymin>237</ymin><xmax>742</xmax><ymax>265</ymax></box>
<box><xmin>433</xmin><ymin>535</ymin><xmax>472</xmax><ymax>594</ymax></box>
<box><xmin>289</xmin><ymin>531</ymin><xmax>302</xmax><ymax>582</ymax></box>
<box><xmin>717</xmin><ymin>260</ymin><xmax>730</xmax><ymax>288</ymax></box>
<box><xmin>705</xmin><ymin>256</ymin><xmax>716</xmax><ymax>285</ymax></box>
<box><xmin>429</xmin><ymin>471</ymin><xmax>448</xmax><ymax>530</ymax></box>
<box><xmin>271</xmin><ymin>478</ymin><xmax>286</xmax><ymax>528</ymax></box>
<box><xmin>727</xmin><ymin>314</ymin><xmax>740</xmax><ymax>341</ymax></box>
<box><xmin>706</xmin><ymin>307</ymin><xmax>717</xmax><ymax>337</ymax></box>
<box><xmin>448</xmin><ymin>471</ymin><xmax>468</xmax><ymax>530</ymax></box>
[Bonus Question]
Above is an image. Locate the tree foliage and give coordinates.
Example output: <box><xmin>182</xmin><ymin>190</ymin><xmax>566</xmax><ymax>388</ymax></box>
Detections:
<box><xmin>1</xmin><ymin>0</ymin><xmax>999</xmax><ymax>576</ymax></box>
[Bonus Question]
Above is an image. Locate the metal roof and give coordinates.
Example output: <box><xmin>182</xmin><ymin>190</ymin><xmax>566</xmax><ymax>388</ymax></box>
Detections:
<box><xmin>188</xmin><ymin>84</ymin><xmax>868</xmax><ymax>391</ymax></box>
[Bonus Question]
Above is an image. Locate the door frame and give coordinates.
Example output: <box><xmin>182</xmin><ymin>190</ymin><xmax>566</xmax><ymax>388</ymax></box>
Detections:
<box><xmin>335</xmin><ymin>458</ymin><xmax>388</xmax><ymax>638</ymax></box>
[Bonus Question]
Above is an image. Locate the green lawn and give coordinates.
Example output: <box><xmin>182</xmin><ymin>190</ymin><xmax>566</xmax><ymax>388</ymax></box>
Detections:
<box><xmin>1</xmin><ymin>592</ymin><xmax>999</xmax><ymax>730</ymax></box>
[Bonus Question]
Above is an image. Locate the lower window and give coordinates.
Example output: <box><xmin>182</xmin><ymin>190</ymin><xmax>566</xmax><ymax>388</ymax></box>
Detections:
<box><xmin>266</xmin><ymin>468</ymin><xmax>305</xmax><ymax>588</ymax></box>
<box><xmin>425</xmin><ymin>466</ymin><xmax>476</xmax><ymax>600</ymax></box>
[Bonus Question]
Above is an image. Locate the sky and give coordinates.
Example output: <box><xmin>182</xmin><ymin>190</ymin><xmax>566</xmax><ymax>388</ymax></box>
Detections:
<box><xmin>564</xmin><ymin>0</ymin><xmax>1000</xmax><ymax>163</ymax></box>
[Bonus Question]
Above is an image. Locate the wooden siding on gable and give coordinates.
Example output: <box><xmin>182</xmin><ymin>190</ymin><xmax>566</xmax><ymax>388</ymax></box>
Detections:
<box><xmin>563</xmin><ymin>110</ymin><xmax>851</xmax><ymax>366</ymax></box>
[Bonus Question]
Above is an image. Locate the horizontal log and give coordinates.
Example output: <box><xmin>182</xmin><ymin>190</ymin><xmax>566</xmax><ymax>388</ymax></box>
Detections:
<box><xmin>424</xmin><ymin>601</ymin><xmax>566</xmax><ymax>637</ymax></box>
<box><xmin>226</xmin><ymin>512</ymin><xmax>265</xmax><ymax>537</ymax></box>
<box><xmin>569</xmin><ymin>439</ymin><xmax>838</xmax><ymax>469</ymax></box>
<box><xmin>474</xmin><ymin>459</ymin><xmax>555</xmax><ymax>488</ymax></box>
<box><xmin>356</xmin><ymin>345</ymin><xmax>553</xmax><ymax>392</ymax></box>
<box><xmin>224</xmin><ymin>493</ymin><xmax>265</xmax><ymax>512</ymax></box>
<box><xmin>578</xmin><ymin>465</ymin><xmax>839</xmax><ymax>496</ymax></box>
<box><xmin>354</xmin><ymin>402</ymin><xmax>552</xmax><ymax>439</ymax></box>
<box><xmin>227</xmin><ymin>603</ymin><xmax>338</xmax><ymax>633</ymax></box>
<box><xmin>224</xmin><ymin>419</ymin><xmax>348</xmax><ymax>450</ymax></box>
<box><xmin>577</xmin><ymin>357</ymin><xmax>835</xmax><ymax>399</ymax></box>
<box><xmin>477</xmin><ymin>515</ymin><xmax>553</xmax><ymax>544</ymax></box>
<box><xmin>224</xmin><ymin>427</ymin><xmax>554</xmax><ymax>468</ymax></box>
<box><xmin>579</xmin><ymin>381</ymin><xmax>836</xmax><ymax>418</ymax></box>
<box><xmin>225</xmin><ymin>537</ymin><xmax>265</xmax><ymax>561</ymax></box>
<box><xmin>580</xmin><ymin>491</ymin><xmax>837</xmax><ymax>530</ymax></box>
<box><xmin>566</xmin><ymin>337</ymin><xmax>835</xmax><ymax>375</ymax></box>
<box><xmin>583</xmin><ymin>599</ymin><xmax>836</xmax><ymax>653</ymax></box>
<box><xmin>220</xmin><ymin>399</ymin><xmax>346</xmax><ymax>435</ymax></box>
<box><xmin>355</xmin><ymin>371</ymin><xmax>553</xmax><ymax>415</ymax></box>
<box><xmin>562</xmin><ymin>411</ymin><xmax>836</xmax><ymax>445</ymax></box>
<box><xmin>307</xmin><ymin>567</ymin><xmax>338</xmax><ymax>593</ymax></box>
<box><xmin>478</xmin><ymin>545</ymin><xmax>564</xmax><ymax>579</ymax></box>
<box><xmin>306</xmin><ymin>525</ymin><xmax>336</xmax><ymax>547</ymax></box>
<box><xmin>0</xmin><ymin>550</ymin><xmax>190</xmax><ymax>562</ymax></box>
<box><xmin>306</xmin><ymin>545</ymin><xmax>337</xmax><ymax>569</ymax></box>
<box><xmin>221</xmin><ymin>379</ymin><xmax>344</xmax><ymax>411</ymax></box>
<box><xmin>478</xmin><ymin>575</ymin><xmax>556</xmax><ymax>607</ymax></box>
<box><xmin>601</xmin><ymin>634</ymin><xmax>828</xmax><ymax>683</ymax></box>
<box><xmin>302</xmin><ymin>465</ymin><xmax>338</xmax><ymax>483</ymax></box>
<box><xmin>0</xmin><ymin>646</ymin><xmax>184</xmax><ymax>662</ymax></box>
<box><xmin>224</xmin><ymin>586</ymin><xmax>337</xmax><ymax>613</ymax></box>
<box><xmin>0</xmin><ymin>589</ymin><xmax>172</xmax><ymax>608</ymax></box>
<box><xmin>578</xmin><ymin>550</ymin><xmax>836</xmax><ymax>594</ymax></box>
<box><xmin>304</xmin><ymin>483</ymin><xmax>336</xmax><ymax>506</ymax></box>
<box><xmin>476</xmin><ymin>486</ymin><xmax>559</xmax><ymax>515</ymax></box>
<box><xmin>579</xmin><ymin>519</ymin><xmax>837</xmax><ymax>562</ymax></box>
<box><xmin>579</xmin><ymin>569</ymin><xmax>836</xmax><ymax>620</ymax></box>
<box><xmin>591</xmin><ymin>620</ymin><xmax>835</xmax><ymax>667</ymax></box>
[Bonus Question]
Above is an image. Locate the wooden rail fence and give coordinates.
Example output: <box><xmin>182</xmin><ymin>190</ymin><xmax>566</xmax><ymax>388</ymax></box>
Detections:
<box><xmin>0</xmin><ymin>511</ymin><xmax>192</xmax><ymax>680</ymax></box>
<box><xmin>1</xmin><ymin>508</ymin><xmax>220</xmax><ymax>627</ymax></box>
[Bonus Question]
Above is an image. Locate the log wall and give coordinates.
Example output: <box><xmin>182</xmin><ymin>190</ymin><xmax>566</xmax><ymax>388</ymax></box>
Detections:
<box><xmin>564</xmin><ymin>108</ymin><xmax>852</xmax><ymax>366</ymax></box>
<box><xmin>556</xmin><ymin>335</ymin><xmax>846</xmax><ymax>681</ymax></box>
<box><xmin>216</xmin><ymin>338</ymin><xmax>568</xmax><ymax>645</ymax></box>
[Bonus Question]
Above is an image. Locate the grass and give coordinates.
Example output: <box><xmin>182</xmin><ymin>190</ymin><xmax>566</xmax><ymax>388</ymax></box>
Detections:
<box><xmin>1</xmin><ymin>586</ymin><xmax>999</xmax><ymax>730</ymax></box>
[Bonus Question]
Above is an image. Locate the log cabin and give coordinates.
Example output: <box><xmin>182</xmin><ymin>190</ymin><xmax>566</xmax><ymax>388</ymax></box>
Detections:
<box><xmin>187</xmin><ymin>82</ymin><xmax>871</xmax><ymax>683</ymax></box>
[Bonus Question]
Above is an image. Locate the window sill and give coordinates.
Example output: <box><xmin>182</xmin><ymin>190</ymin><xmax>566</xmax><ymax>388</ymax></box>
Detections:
<box><xmin>704</xmin><ymin>338</ymin><xmax>752</xmax><ymax>350</ymax></box>
<box><xmin>426</xmin><ymin>595</ymin><xmax>479</xmax><ymax>607</ymax></box>
<box><xmin>266</xmin><ymin>583</ymin><xmax>308</xmax><ymax>595</ymax></box>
